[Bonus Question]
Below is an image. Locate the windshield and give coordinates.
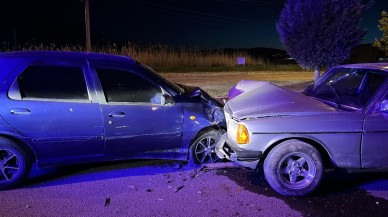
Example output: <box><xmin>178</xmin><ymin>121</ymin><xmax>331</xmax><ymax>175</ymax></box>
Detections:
<box><xmin>304</xmin><ymin>67</ymin><xmax>387</xmax><ymax>110</ymax></box>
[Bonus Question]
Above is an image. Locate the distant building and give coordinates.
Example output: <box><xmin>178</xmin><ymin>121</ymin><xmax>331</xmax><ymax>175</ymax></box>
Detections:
<box><xmin>345</xmin><ymin>44</ymin><xmax>382</xmax><ymax>63</ymax></box>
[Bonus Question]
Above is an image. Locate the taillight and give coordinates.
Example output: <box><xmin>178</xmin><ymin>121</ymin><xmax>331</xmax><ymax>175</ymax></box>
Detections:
<box><xmin>237</xmin><ymin>124</ymin><xmax>250</xmax><ymax>144</ymax></box>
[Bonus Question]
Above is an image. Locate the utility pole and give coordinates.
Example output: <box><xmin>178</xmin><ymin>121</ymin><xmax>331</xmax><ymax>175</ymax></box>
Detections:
<box><xmin>83</xmin><ymin>0</ymin><xmax>92</xmax><ymax>52</ymax></box>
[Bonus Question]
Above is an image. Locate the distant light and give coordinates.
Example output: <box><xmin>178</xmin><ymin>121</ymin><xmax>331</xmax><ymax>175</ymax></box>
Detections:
<box><xmin>190</xmin><ymin>116</ymin><xmax>196</xmax><ymax>120</ymax></box>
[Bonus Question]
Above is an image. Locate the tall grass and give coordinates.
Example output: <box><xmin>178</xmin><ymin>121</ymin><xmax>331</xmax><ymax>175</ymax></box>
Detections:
<box><xmin>118</xmin><ymin>43</ymin><xmax>263</xmax><ymax>71</ymax></box>
<box><xmin>89</xmin><ymin>42</ymin><xmax>268</xmax><ymax>71</ymax></box>
<box><xmin>1</xmin><ymin>41</ymin><xmax>303</xmax><ymax>72</ymax></box>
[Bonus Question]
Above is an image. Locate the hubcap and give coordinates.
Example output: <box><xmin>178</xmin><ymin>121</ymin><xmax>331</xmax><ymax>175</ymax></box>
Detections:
<box><xmin>0</xmin><ymin>149</ymin><xmax>20</xmax><ymax>182</ymax></box>
<box><xmin>194</xmin><ymin>136</ymin><xmax>219</xmax><ymax>163</ymax></box>
<box><xmin>277</xmin><ymin>152</ymin><xmax>316</xmax><ymax>189</ymax></box>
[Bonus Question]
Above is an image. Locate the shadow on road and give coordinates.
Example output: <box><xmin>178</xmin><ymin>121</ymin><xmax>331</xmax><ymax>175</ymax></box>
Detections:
<box><xmin>218</xmin><ymin>167</ymin><xmax>388</xmax><ymax>217</ymax></box>
<box><xmin>23</xmin><ymin>160</ymin><xmax>193</xmax><ymax>189</ymax></box>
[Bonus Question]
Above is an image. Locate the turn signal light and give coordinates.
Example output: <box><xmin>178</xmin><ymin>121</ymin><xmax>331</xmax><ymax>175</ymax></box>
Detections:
<box><xmin>237</xmin><ymin>124</ymin><xmax>250</xmax><ymax>144</ymax></box>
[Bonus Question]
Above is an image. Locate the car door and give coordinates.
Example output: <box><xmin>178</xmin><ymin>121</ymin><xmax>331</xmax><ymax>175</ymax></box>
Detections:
<box><xmin>0</xmin><ymin>60</ymin><xmax>105</xmax><ymax>165</ymax></box>
<box><xmin>363</xmin><ymin>110</ymin><xmax>388</xmax><ymax>168</ymax></box>
<box><xmin>90</xmin><ymin>62</ymin><xmax>183</xmax><ymax>158</ymax></box>
<box><xmin>362</xmin><ymin>72</ymin><xmax>388</xmax><ymax>168</ymax></box>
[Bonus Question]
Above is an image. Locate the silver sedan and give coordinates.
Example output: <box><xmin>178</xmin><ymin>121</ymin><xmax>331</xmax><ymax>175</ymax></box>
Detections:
<box><xmin>216</xmin><ymin>63</ymin><xmax>388</xmax><ymax>196</ymax></box>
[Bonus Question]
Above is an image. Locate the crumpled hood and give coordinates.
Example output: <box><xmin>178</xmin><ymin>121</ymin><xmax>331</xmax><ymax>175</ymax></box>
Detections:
<box><xmin>225</xmin><ymin>81</ymin><xmax>336</xmax><ymax>120</ymax></box>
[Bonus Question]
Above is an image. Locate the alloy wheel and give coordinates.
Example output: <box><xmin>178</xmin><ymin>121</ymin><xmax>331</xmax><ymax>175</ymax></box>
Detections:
<box><xmin>0</xmin><ymin>149</ymin><xmax>20</xmax><ymax>182</ymax></box>
<box><xmin>277</xmin><ymin>152</ymin><xmax>316</xmax><ymax>190</ymax></box>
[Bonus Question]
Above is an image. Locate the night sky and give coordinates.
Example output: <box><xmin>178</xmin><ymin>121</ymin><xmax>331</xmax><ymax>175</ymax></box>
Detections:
<box><xmin>1</xmin><ymin>0</ymin><xmax>388</xmax><ymax>49</ymax></box>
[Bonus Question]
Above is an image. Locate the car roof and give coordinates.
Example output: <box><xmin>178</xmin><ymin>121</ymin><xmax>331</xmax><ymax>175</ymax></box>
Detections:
<box><xmin>0</xmin><ymin>51</ymin><xmax>135</xmax><ymax>63</ymax></box>
<box><xmin>337</xmin><ymin>63</ymin><xmax>388</xmax><ymax>72</ymax></box>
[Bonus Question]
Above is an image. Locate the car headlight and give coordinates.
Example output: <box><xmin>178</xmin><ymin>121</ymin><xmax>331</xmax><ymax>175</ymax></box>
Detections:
<box><xmin>237</xmin><ymin>124</ymin><xmax>250</xmax><ymax>144</ymax></box>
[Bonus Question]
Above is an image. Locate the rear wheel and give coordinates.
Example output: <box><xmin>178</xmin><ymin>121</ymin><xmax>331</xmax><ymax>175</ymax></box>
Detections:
<box><xmin>264</xmin><ymin>139</ymin><xmax>324</xmax><ymax>196</ymax></box>
<box><xmin>189</xmin><ymin>130</ymin><xmax>222</xmax><ymax>164</ymax></box>
<box><xmin>0</xmin><ymin>138</ymin><xmax>32</xmax><ymax>190</ymax></box>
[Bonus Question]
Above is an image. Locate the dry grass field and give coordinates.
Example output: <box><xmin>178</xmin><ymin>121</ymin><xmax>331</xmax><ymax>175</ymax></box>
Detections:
<box><xmin>6</xmin><ymin>42</ymin><xmax>303</xmax><ymax>72</ymax></box>
<box><xmin>162</xmin><ymin>71</ymin><xmax>314</xmax><ymax>97</ymax></box>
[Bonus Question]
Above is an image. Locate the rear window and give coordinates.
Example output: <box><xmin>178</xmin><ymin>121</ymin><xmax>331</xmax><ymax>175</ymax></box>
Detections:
<box><xmin>17</xmin><ymin>65</ymin><xmax>88</xmax><ymax>100</ymax></box>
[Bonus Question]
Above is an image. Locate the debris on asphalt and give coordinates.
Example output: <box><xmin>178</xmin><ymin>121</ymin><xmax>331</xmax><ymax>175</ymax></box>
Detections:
<box><xmin>175</xmin><ymin>185</ymin><xmax>184</xmax><ymax>192</ymax></box>
<box><xmin>104</xmin><ymin>197</ymin><xmax>110</xmax><ymax>207</ymax></box>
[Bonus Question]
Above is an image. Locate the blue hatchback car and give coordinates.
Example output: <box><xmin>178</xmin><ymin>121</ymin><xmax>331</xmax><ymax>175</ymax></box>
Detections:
<box><xmin>0</xmin><ymin>51</ymin><xmax>225</xmax><ymax>189</ymax></box>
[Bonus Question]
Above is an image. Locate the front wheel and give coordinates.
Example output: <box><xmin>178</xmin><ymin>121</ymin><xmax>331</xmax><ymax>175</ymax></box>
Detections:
<box><xmin>0</xmin><ymin>138</ymin><xmax>32</xmax><ymax>190</ymax></box>
<box><xmin>189</xmin><ymin>130</ymin><xmax>222</xmax><ymax>164</ymax></box>
<box><xmin>264</xmin><ymin>140</ymin><xmax>324</xmax><ymax>196</ymax></box>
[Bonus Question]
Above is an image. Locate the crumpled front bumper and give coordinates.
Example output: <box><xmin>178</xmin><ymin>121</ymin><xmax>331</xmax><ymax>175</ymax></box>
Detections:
<box><xmin>215</xmin><ymin>133</ymin><xmax>262</xmax><ymax>169</ymax></box>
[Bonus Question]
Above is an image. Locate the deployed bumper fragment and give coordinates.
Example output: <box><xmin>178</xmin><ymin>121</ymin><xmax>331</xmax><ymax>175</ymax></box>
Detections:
<box><xmin>215</xmin><ymin>133</ymin><xmax>262</xmax><ymax>169</ymax></box>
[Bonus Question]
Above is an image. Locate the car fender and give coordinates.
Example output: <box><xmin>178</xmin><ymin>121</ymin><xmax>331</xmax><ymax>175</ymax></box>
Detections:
<box><xmin>256</xmin><ymin>133</ymin><xmax>360</xmax><ymax>169</ymax></box>
<box><xmin>180</xmin><ymin>102</ymin><xmax>218</xmax><ymax>152</ymax></box>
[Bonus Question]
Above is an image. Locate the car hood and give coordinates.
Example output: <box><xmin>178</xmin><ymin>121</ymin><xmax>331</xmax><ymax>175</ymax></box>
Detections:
<box><xmin>225</xmin><ymin>81</ymin><xmax>336</xmax><ymax>120</ymax></box>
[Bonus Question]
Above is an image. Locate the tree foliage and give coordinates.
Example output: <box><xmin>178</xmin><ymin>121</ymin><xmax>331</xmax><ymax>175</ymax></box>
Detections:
<box><xmin>374</xmin><ymin>11</ymin><xmax>388</xmax><ymax>56</ymax></box>
<box><xmin>277</xmin><ymin>0</ymin><xmax>372</xmax><ymax>80</ymax></box>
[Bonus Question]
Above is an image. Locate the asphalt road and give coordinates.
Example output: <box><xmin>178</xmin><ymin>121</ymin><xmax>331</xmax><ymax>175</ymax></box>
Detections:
<box><xmin>1</xmin><ymin>161</ymin><xmax>388</xmax><ymax>217</ymax></box>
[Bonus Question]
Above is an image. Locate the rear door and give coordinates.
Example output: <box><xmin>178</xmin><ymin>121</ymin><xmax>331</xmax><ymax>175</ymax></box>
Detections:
<box><xmin>0</xmin><ymin>59</ymin><xmax>105</xmax><ymax>165</ymax></box>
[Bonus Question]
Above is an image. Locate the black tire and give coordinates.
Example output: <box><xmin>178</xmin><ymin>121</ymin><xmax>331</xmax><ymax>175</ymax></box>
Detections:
<box><xmin>189</xmin><ymin>130</ymin><xmax>222</xmax><ymax>164</ymax></box>
<box><xmin>0</xmin><ymin>138</ymin><xmax>32</xmax><ymax>190</ymax></box>
<box><xmin>264</xmin><ymin>139</ymin><xmax>324</xmax><ymax>196</ymax></box>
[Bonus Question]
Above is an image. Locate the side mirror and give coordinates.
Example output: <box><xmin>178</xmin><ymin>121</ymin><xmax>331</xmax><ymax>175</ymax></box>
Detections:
<box><xmin>380</xmin><ymin>100</ymin><xmax>388</xmax><ymax>113</ymax></box>
<box><xmin>161</xmin><ymin>94</ymin><xmax>175</xmax><ymax>105</ymax></box>
<box><xmin>152</xmin><ymin>93</ymin><xmax>175</xmax><ymax>105</ymax></box>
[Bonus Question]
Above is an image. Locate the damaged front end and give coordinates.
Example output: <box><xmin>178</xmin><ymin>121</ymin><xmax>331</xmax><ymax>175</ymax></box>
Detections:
<box><xmin>216</xmin><ymin>80</ymin><xmax>269</xmax><ymax>168</ymax></box>
<box><xmin>215</xmin><ymin>103</ymin><xmax>263</xmax><ymax>169</ymax></box>
<box><xmin>179</xmin><ymin>84</ymin><xmax>226</xmax><ymax>127</ymax></box>
<box><xmin>173</xmin><ymin>84</ymin><xmax>226</xmax><ymax>161</ymax></box>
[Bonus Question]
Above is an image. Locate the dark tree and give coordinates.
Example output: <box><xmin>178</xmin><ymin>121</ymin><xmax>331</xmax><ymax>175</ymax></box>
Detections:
<box><xmin>277</xmin><ymin>0</ymin><xmax>373</xmax><ymax>81</ymax></box>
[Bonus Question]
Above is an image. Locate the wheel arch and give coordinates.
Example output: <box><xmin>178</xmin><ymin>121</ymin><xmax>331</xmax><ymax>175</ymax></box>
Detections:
<box><xmin>187</xmin><ymin>125</ymin><xmax>224</xmax><ymax>161</ymax></box>
<box><xmin>0</xmin><ymin>134</ymin><xmax>37</xmax><ymax>163</ymax></box>
<box><xmin>260</xmin><ymin>137</ymin><xmax>334</xmax><ymax>169</ymax></box>
<box><xmin>189</xmin><ymin>125</ymin><xmax>224</xmax><ymax>148</ymax></box>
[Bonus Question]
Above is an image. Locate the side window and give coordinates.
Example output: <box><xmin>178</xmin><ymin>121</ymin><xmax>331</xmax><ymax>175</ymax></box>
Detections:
<box><xmin>359</xmin><ymin>71</ymin><xmax>387</xmax><ymax>106</ymax></box>
<box><xmin>16</xmin><ymin>65</ymin><xmax>88</xmax><ymax>100</ymax></box>
<box><xmin>97</xmin><ymin>69</ymin><xmax>162</xmax><ymax>103</ymax></box>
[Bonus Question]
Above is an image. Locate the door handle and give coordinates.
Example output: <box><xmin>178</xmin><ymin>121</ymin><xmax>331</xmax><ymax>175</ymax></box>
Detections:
<box><xmin>10</xmin><ymin>108</ymin><xmax>31</xmax><ymax>115</ymax></box>
<box><xmin>108</xmin><ymin>111</ymin><xmax>126</xmax><ymax>118</ymax></box>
